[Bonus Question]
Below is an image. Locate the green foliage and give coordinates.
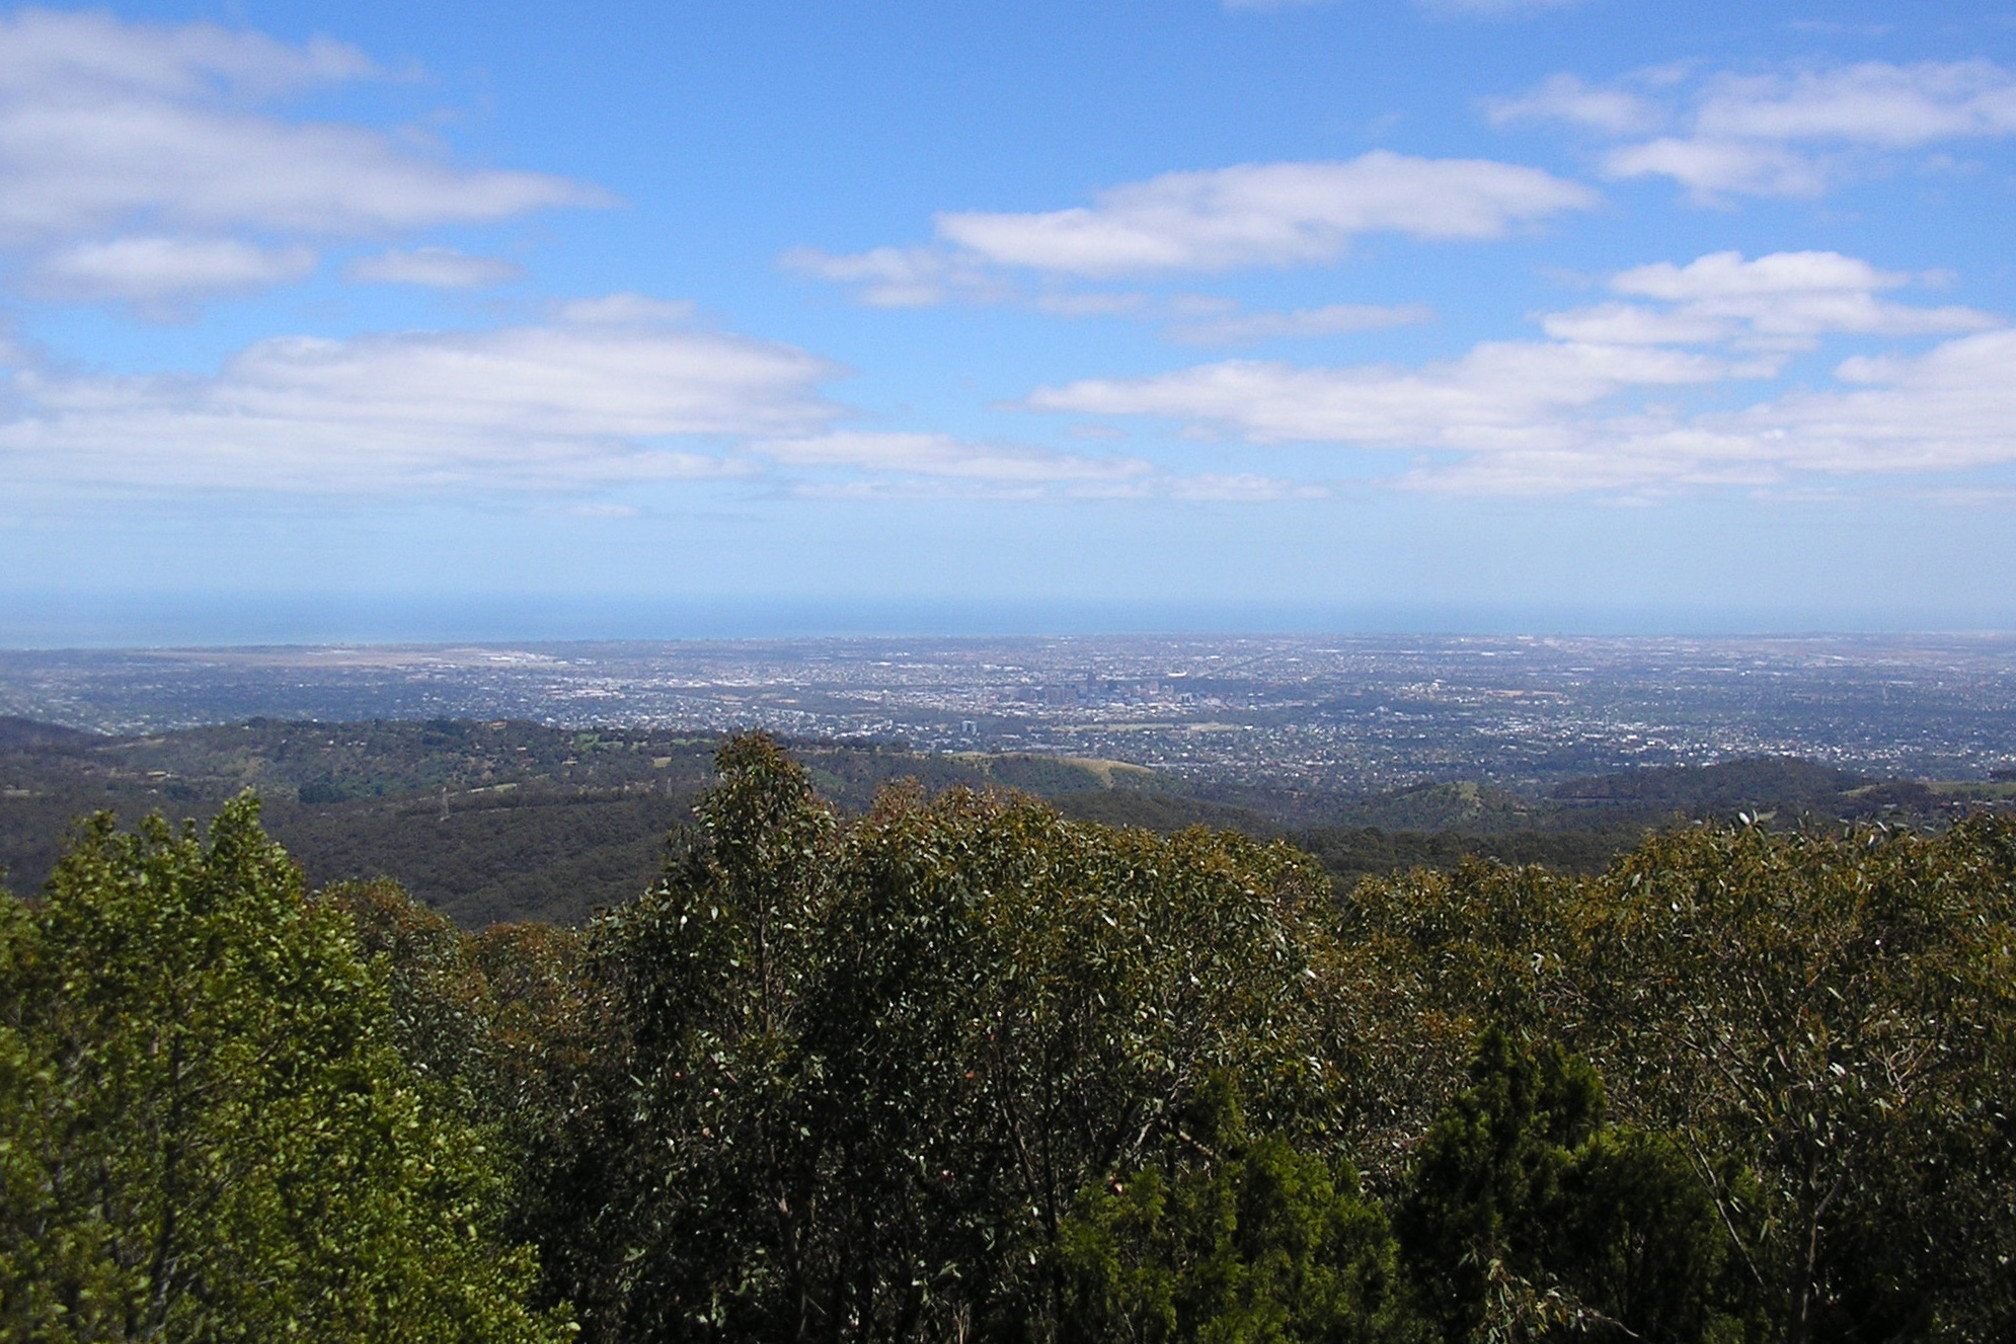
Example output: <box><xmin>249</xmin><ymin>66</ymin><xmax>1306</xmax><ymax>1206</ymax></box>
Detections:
<box><xmin>0</xmin><ymin>796</ymin><xmax>570</xmax><ymax>1343</ymax></box>
<box><xmin>1056</xmin><ymin>1074</ymin><xmax>1420</xmax><ymax>1344</ymax></box>
<box><xmin>1293</xmin><ymin>825</ymin><xmax>1640</xmax><ymax>888</ymax></box>
<box><xmin>316</xmin><ymin>877</ymin><xmax>603</xmax><ymax>1323</ymax></box>
<box><xmin>530</xmin><ymin>734</ymin><xmax>1345</xmax><ymax>1343</ymax></box>
<box><xmin>1395</xmin><ymin>1030</ymin><xmax>1748</xmax><ymax>1344</ymax></box>
<box><xmin>1577</xmin><ymin>820</ymin><xmax>2016</xmax><ymax>1344</ymax></box>
<box><xmin>1352</xmin><ymin>820</ymin><xmax>2016</xmax><ymax>1343</ymax></box>
<box><xmin>8</xmin><ymin>731</ymin><xmax>2016</xmax><ymax>1344</ymax></box>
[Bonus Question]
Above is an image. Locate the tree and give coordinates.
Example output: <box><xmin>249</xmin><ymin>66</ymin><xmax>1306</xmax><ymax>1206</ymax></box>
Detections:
<box><xmin>1056</xmin><ymin>1073</ymin><xmax>1420</xmax><ymax>1344</ymax></box>
<box><xmin>1577</xmin><ymin>820</ymin><xmax>2016</xmax><ymax>1344</ymax></box>
<box><xmin>0</xmin><ymin>797</ymin><xmax>569</xmax><ymax>1343</ymax></box>
<box><xmin>531</xmin><ymin>734</ymin><xmax>1348</xmax><ymax>1344</ymax></box>
<box><xmin>1341</xmin><ymin>819</ymin><xmax>2016</xmax><ymax>1344</ymax></box>
<box><xmin>1394</xmin><ymin>1029</ymin><xmax>1748</xmax><ymax>1344</ymax></box>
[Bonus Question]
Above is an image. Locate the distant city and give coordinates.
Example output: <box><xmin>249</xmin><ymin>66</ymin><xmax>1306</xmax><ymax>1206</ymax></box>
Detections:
<box><xmin>4</xmin><ymin>633</ymin><xmax>2013</xmax><ymax>793</ymax></box>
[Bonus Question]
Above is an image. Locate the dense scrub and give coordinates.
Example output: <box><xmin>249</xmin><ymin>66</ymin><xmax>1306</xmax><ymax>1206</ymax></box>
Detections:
<box><xmin>4</xmin><ymin>733</ymin><xmax>2013</xmax><ymax>1342</ymax></box>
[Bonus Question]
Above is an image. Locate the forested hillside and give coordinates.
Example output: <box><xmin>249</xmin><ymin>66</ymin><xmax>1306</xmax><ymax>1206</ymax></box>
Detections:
<box><xmin>0</xmin><ymin>717</ymin><xmax>1172</xmax><ymax>925</ymax></box>
<box><xmin>4</xmin><ymin>715</ymin><xmax>2003</xmax><ymax>926</ymax></box>
<box><xmin>5</xmin><ymin>734</ymin><xmax>2014</xmax><ymax>1342</ymax></box>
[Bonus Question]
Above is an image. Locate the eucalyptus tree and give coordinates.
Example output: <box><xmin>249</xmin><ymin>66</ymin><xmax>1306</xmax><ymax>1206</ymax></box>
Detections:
<box><xmin>1395</xmin><ymin>1029</ymin><xmax>1752</xmax><ymax>1344</ymax></box>
<box><xmin>1054</xmin><ymin>1073</ymin><xmax>1419</xmax><ymax>1344</ymax></box>
<box><xmin>545</xmin><ymin>734</ymin><xmax>1350</xmax><ymax>1344</ymax></box>
<box><xmin>1574</xmin><ymin>820</ymin><xmax>2016</xmax><ymax>1344</ymax></box>
<box><xmin>0</xmin><ymin>797</ymin><xmax>568</xmax><ymax>1343</ymax></box>
<box><xmin>1350</xmin><ymin>818</ymin><xmax>2016</xmax><ymax>1344</ymax></box>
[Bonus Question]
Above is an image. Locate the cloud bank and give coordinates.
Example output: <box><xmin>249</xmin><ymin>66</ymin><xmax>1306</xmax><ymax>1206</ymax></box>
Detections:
<box><xmin>1494</xmin><ymin>59</ymin><xmax>2016</xmax><ymax>200</ymax></box>
<box><xmin>1024</xmin><ymin>251</ymin><xmax>2013</xmax><ymax>496</ymax></box>
<box><xmin>0</xmin><ymin>298</ymin><xmax>836</xmax><ymax>493</ymax></box>
<box><xmin>789</xmin><ymin>151</ymin><xmax>1594</xmax><ymax>305</ymax></box>
<box><xmin>0</xmin><ymin>9</ymin><xmax>606</xmax><ymax>309</ymax></box>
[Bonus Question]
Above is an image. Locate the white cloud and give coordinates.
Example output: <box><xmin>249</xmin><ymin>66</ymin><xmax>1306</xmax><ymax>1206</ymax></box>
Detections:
<box><xmin>553</xmin><ymin>293</ymin><xmax>699</xmax><ymax>325</ymax></box>
<box><xmin>1694</xmin><ymin>60</ymin><xmax>2016</xmax><ymax>147</ymax></box>
<box><xmin>1501</xmin><ymin>60</ymin><xmax>2016</xmax><ymax>200</ymax></box>
<box><xmin>1487</xmin><ymin>73</ymin><xmax>1663</xmax><ymax>135</ymax></box>
<box><xmin>0</xmin><ymin>9</ymin><xmax>606</xmax><ymax>307</ymax></box>
<box><xmin>0</xmin><ymin>98</ymin><xmax>603</xmax><ymax>239</ymax></box>
<box><xmin>935</xmin><ymin>153</ymin><xmax>1595</xmax><ymax>276</ymax></box>
<box><xmin>28</xmin><ymin>236</ymin><xmax>315</xmax><ymax>309</ymax></box>
<box><xmin>758</xmin><ymin>431</ymin><xmax>1150</xmax><ymax>483</ymax></box>
<box><xmin>1609</xmin><ymin>249</ymin><xmax>1895</xmax><ymax>302</ymax></box>
<box><xmin>1602</xmin><ymin>136</ymin><xmax>1829</xmax><ymax>199</ymax></box>
<box><xmin>347</xmin><ymin>247</ymin><xmax>525</xmax><ymax>289</ymax></box>
<box><xmin>793</xmin><ymin>152</ymin><xmax>1593</xmax><ymax>305</ymax></box>
<box><xmin>1739</xmin><ymin>329</ymin><xmax>2016</xmax><ymax>475</ymax></box>
<box><xmin>1028</xmin><ymin>340</ymin><xmax>1731</xmax><ymax>450</ymax></box>
<box><xmin>0</xmin><ymin>298</ymin><xmax>838</xmax><ymax>493</ymax></box>
<box><xmin>0</xmin><ymin>9</ymin><xmax>376</xmax><ymax>101</ymax></box>
<box><xmin>779</xmin><ymin>244</ymin><xmax>1003</xmax><ymax>307</ymax></box>
<box><xmin>1022</xmin><ymin>247</ymin><xmax>2016</xmax><ymax>497</ymax></box>
<box><xmin>1407</xmin><ymin>330</ymin><xmax>2016</xmax><ymax>496</ymax></box>
<box><xmin>753</xmin><ymin>429</ymin><xmax>1323</xmax><ymax>503</ymax></box>
<box><xmin>1166</xmin><ymin>302</ymin><xmax>1433</xmax><ymax>345</ymax></box>
<box><xmin>1542</xmin><ymin>250</ymin><xmax>1999</xmax><ymax>351</ymax></box>
<box><xmin>1537</xmin><ymin>302</ymin><xmax>1736</xmax><ymax>347</ymax></box>
<box><xmin>0</xmin><ymin>10</ymin><xmax>606</xmax><ymax>243</ymax></box>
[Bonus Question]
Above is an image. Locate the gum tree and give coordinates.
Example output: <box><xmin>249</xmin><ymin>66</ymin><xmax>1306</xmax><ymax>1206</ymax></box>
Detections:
<box><xmin>0</xmin><ymin>797</ymin><xmax>569</xmax><ymax>1343</ymax></box>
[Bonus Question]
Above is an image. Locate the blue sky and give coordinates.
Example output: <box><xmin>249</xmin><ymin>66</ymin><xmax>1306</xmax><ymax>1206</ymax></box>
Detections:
<box><xmin>3</xmin><ymin>0</ymin><xmax>2015</xmax><ymax>643</ymax></box>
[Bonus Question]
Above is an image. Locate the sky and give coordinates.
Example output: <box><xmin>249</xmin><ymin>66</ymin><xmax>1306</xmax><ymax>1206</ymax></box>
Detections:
<box><xmin>2</xmin><ymin>0</ymin><xmax>2015</xmax><ymax>644</ymax></box>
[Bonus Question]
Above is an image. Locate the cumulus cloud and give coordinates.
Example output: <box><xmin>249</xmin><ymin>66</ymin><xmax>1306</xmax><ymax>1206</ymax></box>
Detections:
<box><xmin>27</xmin><ymin>236</ymin><xmax>315</xmax><ymax>312</ymax></box>
<box><xmin>1021</xmin><ymin>247</ymin><xmax>2016</xmax><ymax>497</ymax></box>
<box><xmin>347</xmin><ymin>247</ymin><xmax>525</xmax><ymax>289</ymax></box>
<box><xmin>778</xmin><ymin>244</ymin><xmax>1004</xmax><ymax>308</ymax></box>
<box><xmin>1601</xmin><ymin>137</ymin><xmax>1828</xmax><ymax>199</ymax></box>
<box><xmin>791</xmin><ymin>152</ymin><xmax>1593</xmax><ymax>305</ymax></box>
<box><xmin>1411</xmin><ymin>331</ymin><xmax>2016</xmax><ymax>495</ymax></box>
<box><xmin>1497</xmin><ymin>59</ymin><xmax>2016</xmax><ymax>201</ymax></box>
<box><xmin>0</xmin><ymin>9</ymin><xmax>607</xmax><ymax>306</ymax></box>
<box><xmin>1487</xmin><ymin>73</ymin><xmax>1664</xmax><ymax>136</ymax></box>
<box><xmin>1693</xmin><ymin>60</ymin><xmax>2016</xmax><ymax>147</ymax></box>
<box><xmin>1028</xmin><ymin>340</ymin><xmax>1732</xmax><ymax>451</ymax></box>
<box><xmin>0</xmin><ymin>298</ymin><xmax>838</xmax><ymax>493</ymax></box>
<box><xmin>0</xmin><ymin>8</ymin><xmax>374</xmax><ymax>100</ymax></box>
<box><xmin>935</xmin><ymin>154</ymin><xmax>1595</xmax><ymax>275</ymax></box>
<box><xmin>1543</xmin><ymin>250</ymin><xmax>1998</xmax><ymax>352</ymax></box>
<box><xmin>1737</xmin><ymin>329</ymin><xmax>2016</xmax><ymax>475</ymax></box>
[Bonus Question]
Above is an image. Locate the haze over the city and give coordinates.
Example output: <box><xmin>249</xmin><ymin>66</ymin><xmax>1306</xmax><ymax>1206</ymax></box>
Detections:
<box><xmin>2</xmin><ymin>0</ymin><xmax>2014</xmax><ymax>645</ymax></box>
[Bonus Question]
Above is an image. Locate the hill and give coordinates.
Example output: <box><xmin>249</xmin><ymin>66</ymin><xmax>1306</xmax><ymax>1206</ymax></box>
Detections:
<box><xmin>0</xmin><ymin>720</ymin><xmax>1216</xmax><ymax>925</ymax></box>
<box><xmin>3</xmin><ymin>717</ymin><xmax>2004</xmax><ymax>926</ymax></box>
<box><xmin>1550</xmin><ymin>755</ymin><xmax>1942</xmax><ymax>822</ymax></box>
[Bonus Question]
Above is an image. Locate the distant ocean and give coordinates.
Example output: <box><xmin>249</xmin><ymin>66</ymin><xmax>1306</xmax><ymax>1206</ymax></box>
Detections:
<box><xmin>2</xmin><ymin>591</ymin><xmax>2007</xmax><ymax>649</ymax></box>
